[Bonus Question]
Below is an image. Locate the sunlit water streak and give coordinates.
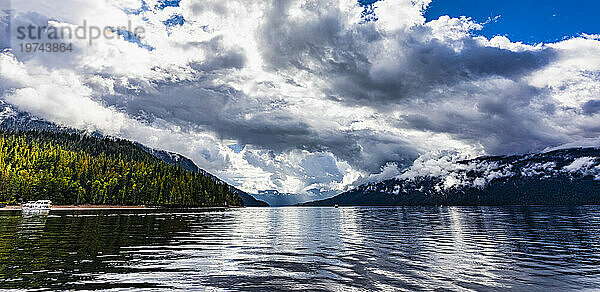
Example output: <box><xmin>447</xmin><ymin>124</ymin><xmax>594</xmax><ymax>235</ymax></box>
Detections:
<box><xmin>1</xmin><ymin>206</ymin><xmax>600</xmax><ymax>291</ymax></box>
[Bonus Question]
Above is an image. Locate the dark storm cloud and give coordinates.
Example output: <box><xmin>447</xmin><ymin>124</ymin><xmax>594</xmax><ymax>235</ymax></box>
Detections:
<box><xmin>0</xmin><ymin>10</ymin><xmax>9</xmax><ymax>50</ymax></box>
<box><xmin>96</xmin><ymin>0</ymin><xmax>564</xmax><ymax>175</ymax></box>
<box><xmin>256</xmin><ymin>1</ymin><xmax>557</xmax><ymax>108</ymax></box>
<box><xmin>582</xmin><ymin>100</ymin><xmax>600</xmax><ymax>115</ymax></box>
<box><xmin>184</xmin><ymin>36</ymin><xmax>247</xmax><ymax>71</ymax></box>
<box><xmin>400</xmin><ymin>80</ymin><xmax>566</xmax><ymax>155</ymax></box>
<box><xmin>102</xmin><ymin>71</ymin><xmax>421</xmax><ymax>173</ymax></box>
<box><xmin>7</xmin><ymin>0</ymin><xmax>599</xmax><ymax>194</ymax></box>
<box><xmin>327</xmin><ymin>37</ymin><xmax>557</xmax><ymax>107</ymax></box>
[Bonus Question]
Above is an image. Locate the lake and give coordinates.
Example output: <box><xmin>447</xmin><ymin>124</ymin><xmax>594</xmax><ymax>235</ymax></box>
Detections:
<box><xmin>1</xmin><ymin>206</ymin><xmax>600</xmax><ymax>291</ymax></box>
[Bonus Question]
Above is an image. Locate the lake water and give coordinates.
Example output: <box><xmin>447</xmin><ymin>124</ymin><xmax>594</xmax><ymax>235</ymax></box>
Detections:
<box><xmin>1</xmin><ymin>206</ymin><xmax>600</xmax><ymax>291</ymax></box>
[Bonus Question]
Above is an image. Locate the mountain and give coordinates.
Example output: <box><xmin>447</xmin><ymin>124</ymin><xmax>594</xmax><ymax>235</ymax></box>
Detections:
<box><xmin>136</xmin><ymin>143</ymin><xmax>268</xmax><ymax>207</ymax></box>
<box><xmin>252</xmin><ymin>191</ymin><xmax>303</xmax><ymax>207</ymax></box>
<box><xmin>0</xmin><ymin>130</ymin><xmax>243</xmax><ymax>206</ymax></box>
<box><xmin>0</xmin><ymin>101</ymin><xmax>268</xmax><ymax>207</ymax></box>
<box><xmin>0</xmin><ymin>101</ymin><xmax>79</xmax><ymax>133</ymax></box>
<box><xmin>251</xmin><ymin>189</ymin><xmax>331</xmax><ymax>206</ymax></box>
<box><xmin>304</xmin><ymin>148</ymin><xmax>600</xmax><ymax>206</ymax></box>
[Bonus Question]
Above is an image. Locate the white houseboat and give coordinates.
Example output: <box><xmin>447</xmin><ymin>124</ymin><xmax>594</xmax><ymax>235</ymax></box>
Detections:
<box><xmin>22</xmin><ymin>200</ymin><xmax>52</xmax><ymax>212</ymax></box>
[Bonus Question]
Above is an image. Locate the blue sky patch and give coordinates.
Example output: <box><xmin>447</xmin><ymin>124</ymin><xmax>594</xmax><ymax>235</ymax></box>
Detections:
<box><xmin>124</xmin><ymin>0</ymin><xmax>150</xmax><ymax>15</ymax></box>
<box><xmin>358</xmin><ymin>0</ymin><xmax>379</xmax><ymax>22</ymax></box>
<box><xmin>228</xmin><ymin>144</ymin><xmax>245</xmax><ymax>154</ymax></box>
<box><xmin>425</xmin><ymin>0</ymin><xmax>600</xmax><ymax>44</ymax></box>
<box><xmin>117</xmin><ymin>30</ymin><xmax>154</xmax><ymax>51</ymax></box>
<box><xmin>357</xmin><ymin>0</ymin><xmax>379</xmax><ymax>5</ymax></box>
<box><xmin>155</xmin><ymin>0</ymin><xmax>181</xmax><ymax>10</ymax></box>
<box><xmin>163</xmin><ymin>14</ymin><xmax>185</xmax><ymax>27</ymax></box>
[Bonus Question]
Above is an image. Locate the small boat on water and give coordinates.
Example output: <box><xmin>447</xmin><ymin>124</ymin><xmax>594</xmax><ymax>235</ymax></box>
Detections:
<box><xmin>22</xmin><ymin>200</ymin><xmax>52</xmax><ymax>212</ymax></box>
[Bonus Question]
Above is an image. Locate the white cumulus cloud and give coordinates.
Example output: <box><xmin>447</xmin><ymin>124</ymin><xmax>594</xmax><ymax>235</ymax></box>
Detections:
<box><xmin>1</xmin><ymin>0</ymin><xmax>600</xmax><ymax>199</ymax></box>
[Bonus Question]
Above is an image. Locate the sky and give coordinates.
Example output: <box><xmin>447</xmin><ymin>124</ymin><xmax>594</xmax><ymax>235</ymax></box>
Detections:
<box><xmin>424</xmin><ymin>0</ymin><xmax>600</xmax><ymax>44</ymax></box>
<box><xmin>1</xmin><ymin>0</ymin><xmax>600</xmax><ymax>200</ymax></box>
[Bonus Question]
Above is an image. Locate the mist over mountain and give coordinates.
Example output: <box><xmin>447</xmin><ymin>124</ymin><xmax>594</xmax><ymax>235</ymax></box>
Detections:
<box><xmin>250</xmin><ymin>189</ymin><xmax>335</xmax><ymax>206</ymax></box>
<box><xmin>3</xmin><ymin>1</ymin><xmax>600</xmax><ymax>198</ymax></box>
<box><xmin>0</xmin><ymin>101</ymin><xmax>267</xmax><ymax>207</ymax></box>
<box><xmin>304</xmin><ymin>148</ymin><xmax>600</xmax><ymax>206</ymax></box>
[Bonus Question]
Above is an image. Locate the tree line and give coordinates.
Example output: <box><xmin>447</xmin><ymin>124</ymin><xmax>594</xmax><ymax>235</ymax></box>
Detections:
<box><xmin>0</xmin><ymin>130</ymin><xmax>242</xmax><ymax>206</ymax></box>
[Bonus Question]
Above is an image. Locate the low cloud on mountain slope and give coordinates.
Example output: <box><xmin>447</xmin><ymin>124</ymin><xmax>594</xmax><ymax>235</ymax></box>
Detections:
<box><xmin>1</xmin><ymin>0</ymin><xmax>600</xmax><ymax>198</ymax></box>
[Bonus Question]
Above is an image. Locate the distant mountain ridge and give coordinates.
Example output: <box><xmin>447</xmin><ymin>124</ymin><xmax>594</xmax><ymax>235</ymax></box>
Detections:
<box><xmin>0</xmin><ymin>101</ymin><xmax>78</xmax><ymax>134</ymax></box>
<box><xmin>0</xmin><ymin>101</ymin><xmax>267</xmax><ymax>207</ymax></box>
<box><xmin>304</xmin><ymin>147</ymin><xmax>600</xmax><ymax>206</ymax></box>
<box><xmin>0</xmin><ymin>130</ymin><xmax>243</xmax><ymax>206</ymax></box>
<box><xmin>134</xmin><ymin>143</ymin><xmax>267</xmax><ymax>207</ymax></box>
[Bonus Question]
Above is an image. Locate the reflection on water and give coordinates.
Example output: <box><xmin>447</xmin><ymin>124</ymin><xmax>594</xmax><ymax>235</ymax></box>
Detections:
<box><xmin>1</xmin><ymin>206</ymin><xmax>600</xmax><ymax>291</ymax></box>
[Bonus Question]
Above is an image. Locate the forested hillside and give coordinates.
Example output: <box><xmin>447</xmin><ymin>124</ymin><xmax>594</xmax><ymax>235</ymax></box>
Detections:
<box><xmin>304</xmin><ymin>148</ymin><xmax>600</xmax><ymax>206</ymax></box>
<box><xmin>0</xmin><ymin>130</ymin><xmax>242</xmax><ymax>206</ymax></box>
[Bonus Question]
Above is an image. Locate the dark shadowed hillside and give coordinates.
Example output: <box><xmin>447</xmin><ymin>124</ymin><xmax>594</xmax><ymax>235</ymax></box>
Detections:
<box><xmin>304</xmin><ymin>148</ymin><xmax>600</xmax><ymax>206</ymax></box>
<box><xmin>0</xmin><ymin>130</ymin><xmax>243</xmax><ymax>206</ymax></box>
<box><xmin>0</xmin><ymin>102</ymin><xmax>267</xmax><ymax>207</ymax></box>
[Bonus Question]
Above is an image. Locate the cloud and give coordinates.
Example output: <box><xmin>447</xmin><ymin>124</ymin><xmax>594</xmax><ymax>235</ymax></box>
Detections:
<box><xmin>1</xmin><ymin>0</ymin><xmax>600</xmax><ymax>198</ymax></box>
<box><xmin>582</xmin><ymin>100</ymin><xmax>600</xmax><ymax>115</ymax></box>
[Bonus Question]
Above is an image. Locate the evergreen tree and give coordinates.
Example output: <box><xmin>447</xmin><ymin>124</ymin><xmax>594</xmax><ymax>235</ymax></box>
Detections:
<box><xmin>0</xmin><ymin>130</ymin><xmax>242</xmax><ymax>207</ymax></box>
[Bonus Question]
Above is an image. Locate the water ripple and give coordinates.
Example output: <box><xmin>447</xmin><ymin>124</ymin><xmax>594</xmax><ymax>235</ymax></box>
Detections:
<box><xmin>1</xmin><ymin>206</ymin><xmax>600</xmax><ymax>291</ymax></box>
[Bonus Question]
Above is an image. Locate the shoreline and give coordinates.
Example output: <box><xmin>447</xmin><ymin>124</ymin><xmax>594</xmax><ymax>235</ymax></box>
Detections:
<box><xmin>0</xmin><ymin>205</ymin><xmax>150</xmax><ymax>211</ymax></box>
<box><xmin>0</xmin><ymin>205</ymin><xmax>236</xmax><ymax>211</ymax></box>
